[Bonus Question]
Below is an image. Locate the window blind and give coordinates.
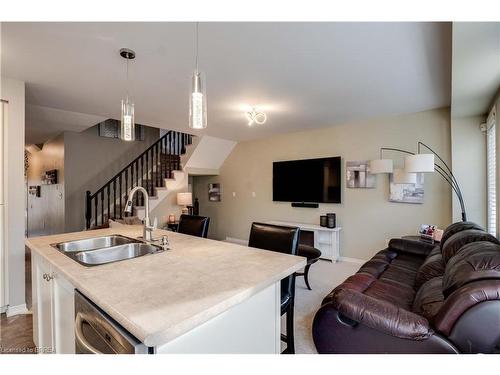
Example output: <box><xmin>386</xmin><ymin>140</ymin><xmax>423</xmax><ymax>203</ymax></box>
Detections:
<box><xmin>486</xmin><ymin>107</ymin><xmax>496</xmax><ymax>236</ymax></box>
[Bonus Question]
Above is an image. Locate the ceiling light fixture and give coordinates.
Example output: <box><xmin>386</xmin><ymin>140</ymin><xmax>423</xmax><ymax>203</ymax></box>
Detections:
<box><xmin>189</xmin><ymin>22</ymin><xmax>207</xmax><ymax>130</ymax></box>
<box><xmin>245</xmin><ymin>108</ymin><xmax>267</xmax><ymax>126</ymax></box>
<box><xmin>119</xmin><ymin>48</ymin><xmax>136</xmax><ymax>141</ymax></box>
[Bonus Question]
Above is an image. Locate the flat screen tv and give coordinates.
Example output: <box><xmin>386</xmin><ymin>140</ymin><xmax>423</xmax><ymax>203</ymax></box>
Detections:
<box><xmin>273</xmin><ymin>156</ymin><xmax>341</xmax><ymax>203</ymax></box>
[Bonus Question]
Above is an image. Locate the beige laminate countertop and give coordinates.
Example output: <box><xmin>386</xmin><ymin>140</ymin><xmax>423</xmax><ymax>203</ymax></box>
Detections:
<box><xmin>25</xmin><ymin>226</ymin><xmax>306</xmax><ymax>347</ymax></box>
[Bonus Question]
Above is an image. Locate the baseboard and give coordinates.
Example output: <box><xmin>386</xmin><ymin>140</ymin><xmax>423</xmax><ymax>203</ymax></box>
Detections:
<box><xmin>6</xmin><ymin>303</ymin><xmax>28</xmax><ymax>317</ymax></box>
<box><xmin>224</xmin><ymin>237</ymin><xmax>248</xmax><ymax>246</ymax></box>
<box><xmin>338</xmin><ymin>256</ymin><xmax>366</xmax><ymax>264</ymax></box>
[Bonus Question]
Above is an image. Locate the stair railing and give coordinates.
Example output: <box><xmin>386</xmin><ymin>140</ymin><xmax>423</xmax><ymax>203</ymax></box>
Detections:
<box><xmin>85</xmin><ymin>130</ymin><xmax>192</xmax><ymax>229</ymax></box>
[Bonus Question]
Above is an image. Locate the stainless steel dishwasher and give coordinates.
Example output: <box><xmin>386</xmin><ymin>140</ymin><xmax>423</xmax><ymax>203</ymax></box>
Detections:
<box><xmin>74</xmin><ymin>290</ymin><xmax>149</xmax><ymax>354</ymax></box>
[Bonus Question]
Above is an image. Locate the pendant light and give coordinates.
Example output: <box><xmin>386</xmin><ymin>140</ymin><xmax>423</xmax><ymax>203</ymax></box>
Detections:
<box><xmin>120</xmin><ymin>48</ymin><xmax>136</xmax><ymax>141</ymax></box>
<box><xmin>189</xmin><ymin>22</ymin><xmax>207</xmax><ymax>130</ymax></box>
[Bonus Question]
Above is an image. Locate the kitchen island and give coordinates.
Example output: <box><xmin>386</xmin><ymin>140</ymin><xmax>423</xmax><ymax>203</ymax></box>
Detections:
<box><xmin>25</xmin><ymin>226</ymin><xmax>305</xmax><ymax>354</ymax></box>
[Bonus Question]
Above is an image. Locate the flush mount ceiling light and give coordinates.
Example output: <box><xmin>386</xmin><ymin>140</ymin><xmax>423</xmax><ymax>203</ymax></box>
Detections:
<box><xmin>245</xmin><ymin>107</ymin><xmax>267</xmax><ymax>126</ymax></box>
<box><xmin>189</xmin><ymin>22</ymin><xmax>207</xmax><ymax>130</ymax></box>
<box><xmin>119</xmin><ymin>48</ymin><xmax>135</xmax><ymax>141</ymax></box>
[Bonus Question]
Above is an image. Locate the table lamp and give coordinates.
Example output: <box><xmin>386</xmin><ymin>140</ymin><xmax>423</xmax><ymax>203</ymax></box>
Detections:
<box><xmin>177</xmin><ymin>192</ymin><xmax>193</xmax><ymax>215</ymax></box>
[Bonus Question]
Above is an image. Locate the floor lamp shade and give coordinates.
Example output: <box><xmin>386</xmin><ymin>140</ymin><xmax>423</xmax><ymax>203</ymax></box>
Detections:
<box><xmin>405</xmin><ymin>154</ymin><xmax>435</xmax><ymax>173</ymax></box>
<box><xmin>393</xmin><ymin>168</ymin><xmax>417</xmax><ymax>184</ymax></box>
<box><xmin>369</xmin><ymin>159</ymin><xmax>394</xmax><ymax>174</ymax></box>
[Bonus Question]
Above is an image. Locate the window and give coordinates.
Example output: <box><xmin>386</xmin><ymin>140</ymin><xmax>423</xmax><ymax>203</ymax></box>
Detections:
<box><xmin>486</xmin><ymin>106</ymin><xmax>496</xmax><ymax>236</ymax></box>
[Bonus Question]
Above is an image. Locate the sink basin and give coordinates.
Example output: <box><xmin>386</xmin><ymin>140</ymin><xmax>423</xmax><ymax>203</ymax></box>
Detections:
<box><xmin>53</xmin><ymin>235</ymin><xmax>139</xmax><ymax>253</ymax></box>
<box><xmin>51</xmin><ymin>235</ymin><xmax>164</xmax><ymax>267</ymax></box>
<box><xmin>74</xmin><ymin>243</ymin><xmax>163</xmax><ymax>266</ymax></box>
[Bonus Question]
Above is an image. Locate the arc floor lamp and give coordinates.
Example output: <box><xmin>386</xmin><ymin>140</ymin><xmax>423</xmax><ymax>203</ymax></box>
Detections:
<box><xmin>369</xmin><ymin>141</ymin><xmax>467</xmax><ymax>222</ymax></box>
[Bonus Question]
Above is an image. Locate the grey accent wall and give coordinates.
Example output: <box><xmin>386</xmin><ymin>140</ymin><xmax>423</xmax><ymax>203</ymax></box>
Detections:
<box><xmin>64</xmin><ymin>125</ymin><xmax>160</xmax><ymax>232</ymax></box>
<box><xmin>27</xmin><ymin>133</ymin><xmax>65</xmax><ymax>236</ymax></box>
<box><xmin>193</xmin><ymin>108</ymin><xmax>453</xmax><ymax>261</ymax></box>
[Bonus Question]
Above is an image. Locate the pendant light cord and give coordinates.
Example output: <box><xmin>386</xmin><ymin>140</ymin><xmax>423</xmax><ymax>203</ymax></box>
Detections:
<box><xmin>126</xmin><ymin>56</ymin><xmax>129</xmax><ymax>100</ymax></box>
<box><xmin>195</xmin><ymin>22</ymin><xmax>199</xmax><ymax>74</ymax></box>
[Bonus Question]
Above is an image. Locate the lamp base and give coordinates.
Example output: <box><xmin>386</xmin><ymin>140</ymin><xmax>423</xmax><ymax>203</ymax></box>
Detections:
<box><xmin>181</xmin><ymin>206</ymin><xmax>189</xmax><ymax>215</ymax></box>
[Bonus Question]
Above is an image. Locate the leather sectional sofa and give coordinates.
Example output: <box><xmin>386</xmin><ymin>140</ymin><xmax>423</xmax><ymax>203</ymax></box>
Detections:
<box><xmin>312</xmin><ymin>222</ymin><xmax>500</xmax><ymax>353</ymax></box>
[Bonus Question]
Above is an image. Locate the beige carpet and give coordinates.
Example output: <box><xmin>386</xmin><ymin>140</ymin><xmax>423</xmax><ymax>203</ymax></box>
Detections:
<box><xmin>281</xmin><ymin>259</ymin><xmax>361</xmax><ymax>354</ymax></box>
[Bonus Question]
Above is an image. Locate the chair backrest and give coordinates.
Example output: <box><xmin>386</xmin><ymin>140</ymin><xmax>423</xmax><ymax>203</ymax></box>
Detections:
<box><xmin>248</xmin><ymin>222</ymin><xmax>300</xmax><ymax>302</ymax></box>
<box><xmin>177</xmin><ymin>214</ymin><xmax>210</xmax><ymax>238</ymax></box>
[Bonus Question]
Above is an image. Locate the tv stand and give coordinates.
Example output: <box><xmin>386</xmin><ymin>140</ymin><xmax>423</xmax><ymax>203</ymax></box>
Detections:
<box><xmin>291</xmin><ymin>202</ymin><xmax>319</xmax><ymax>208</ymax></box>
<box><xmin>267</xmin><ymin>220</ymin><xmax>341</xmax><ymax>262</ymax></box>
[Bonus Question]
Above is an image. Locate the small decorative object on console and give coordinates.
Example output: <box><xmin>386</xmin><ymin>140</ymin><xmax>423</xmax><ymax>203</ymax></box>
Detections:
<box><xmin>168</xmin><ymin>214</ymin><xmax>176</xmax><ymax>223</ymax></box>
<box><xmin>419</xmin><ymin>224</ymin><xmax>437</xmax><ymax>242</ymax></box>
<box><xmin>326</xmin><ymin>213</ymin><xmax>336</xmax><ymax>228</ymax></box>
<box><xmin>320</xmin><ymin>215</ymin><xmax>327</xmax><ymax>227</ymax></box>
<box><xmin>193</xmin><ymin>197</ymin><xmax>200</xmax><ymax>215</ymax></box>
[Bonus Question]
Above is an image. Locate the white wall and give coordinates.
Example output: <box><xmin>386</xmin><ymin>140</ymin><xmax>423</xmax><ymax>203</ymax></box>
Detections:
<box><xmin>185</xmin><ymin>136</ymin><xmax>237</xmax><ymax>175</ymax></box>
<box><xmin>1</xmin><ymin>76</ymin><xmax>26</xmax><ymax>310</ymax></box>
<box><xmin>451</xmin><ymin>116</ymin><xmax>487</xmax><ymax>226</ymax></box>
<box><xmin>193</xmin><ymin>108</ymin><xmax>452</xmax><ymax>261</ymax></box>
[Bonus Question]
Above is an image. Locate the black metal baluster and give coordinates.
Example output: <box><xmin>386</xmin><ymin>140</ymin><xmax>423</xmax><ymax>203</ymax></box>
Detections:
<box><xmin>124</xmin><ymin>169</ymin><xmax>128</xmax><ymax>216</ymax></box>
<box><xmin>119</xmin><ymin>174</ymin><xmax>122</xmax><ymax>219</ymax></box>
<box><xmin>156</xmin><ymin>143</ymin><xmax>160</xmax><ymax>188</ymax></box>
<box><xmin>100</xmin><ymin>191</ymin><xmax>104</xmax><ymax>225</ymax></box>
<box><xmin>113</xmin><ymin>180</ymin><xmax>116</xmax><ymax>220</ymax></box>
<box><xmin>146</xmin><ymin>150</ymin><xmax>149</xmax><ymax>197</ymax></box>
<box><xmin>93</xmin><ymin>195</ymin><xmax>97</xmax><ymax>228</ymax></box>
<box><xmin>150</xmin><ymin>149</ymin><xmax>154</xmax><ymax>196</ymax></box>
<box><xmin>135</xmin><ymin>161</ymin><xmax>139</xmax><ymax>206</ymax></box>
<box><xmin>85</xmin><ymin>191</ymin><xmax>91</xmax><ymax>229</ymax></box>
<box><xmin>107</xmin><ymin>185</ymin><xmax>110</xmax><ymax>222</ymax></box>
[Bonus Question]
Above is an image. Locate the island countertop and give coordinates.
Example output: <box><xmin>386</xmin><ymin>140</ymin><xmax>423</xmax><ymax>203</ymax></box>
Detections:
<box><xmin>25</xmin><ymin>226</ymin><xmax>306</xmax><ymax>347</ymax></box>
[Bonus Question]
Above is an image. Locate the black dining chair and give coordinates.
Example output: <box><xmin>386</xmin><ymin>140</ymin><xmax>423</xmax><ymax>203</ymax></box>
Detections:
<box><xmin>248</xmin><ymin>222</ymin><xmax>300</xmax><ymax>354</ymax></box>
<box><xmin>177</xmin><ymin>214</ymin><xmax>210</xmax><ymax>238</ymax></box>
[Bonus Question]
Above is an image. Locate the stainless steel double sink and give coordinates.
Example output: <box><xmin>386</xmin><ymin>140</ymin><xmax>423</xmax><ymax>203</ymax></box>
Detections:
<box><xmin>52</xmin><ymin>235</ymin><xmax>164</xmax><ymax>267</ymax></box>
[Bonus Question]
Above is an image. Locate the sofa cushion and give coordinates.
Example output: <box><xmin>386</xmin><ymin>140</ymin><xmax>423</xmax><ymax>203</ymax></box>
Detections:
<box><xmin>364</xmin><ymin>279</ymin><xmax>416</xmax><ymax>310</ymax></box>
<box><xmin>332</xmin><ymin>288</ymin><xmax>433</xmax><ymax>340</ymax></box>
<box><xmin>442</xmin><ymin>241</ymin><xmax>500</xmax><ymax>297</ymax></box>
<box><xmin>389</xmin><ymin>238</ymin><xmax>436</xmax><ymax>257</ymax></box>
<box><xmin>440</xmin><ymin>221</ymin><xmax>485</xmax><ymax>250</ymax></box>
<box><xmin>412</xmin><ymin>276</ymin><xmax>445</xmax><ymax>321</ymax></box>
<box><xmin>441</xmin><ymin>229</ymin><xmax>499</xmax><ymax>264</ymax></box>
<box><xmin>415</xmin><ymin>246</ymin><xmax>445</xmax><ymax>289</ymax></box>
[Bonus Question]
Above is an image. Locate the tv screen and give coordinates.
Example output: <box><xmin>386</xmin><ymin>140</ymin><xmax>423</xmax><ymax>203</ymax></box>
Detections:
<box><xmin>273</xmin><ymin>157</ymin><xmax>341</xmax><ymax>203</ymax></box>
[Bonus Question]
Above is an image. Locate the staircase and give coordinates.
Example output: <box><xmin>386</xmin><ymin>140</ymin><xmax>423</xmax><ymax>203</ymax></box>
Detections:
<box><xmin>85</xmin><ymin>131</ymin><xmax>193</xmax><ymax>229</ymax></box>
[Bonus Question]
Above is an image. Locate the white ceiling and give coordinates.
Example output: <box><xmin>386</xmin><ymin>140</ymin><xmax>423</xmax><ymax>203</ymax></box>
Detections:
<box><xmin>451</xmin><ymin>22</ymin><xmax>500</xmax><ymax>118</ymax></box>
<box><xmin>2</xmin><ymin>22</ymin><xmax>452</xmax><ymax>142</ymax></box>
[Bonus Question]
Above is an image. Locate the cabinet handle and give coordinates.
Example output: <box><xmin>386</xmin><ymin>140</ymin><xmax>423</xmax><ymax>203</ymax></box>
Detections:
<box><xmin>43</xmin><ymin>273</ymin><xmax>54</xmax><ymax>282</ymax></box>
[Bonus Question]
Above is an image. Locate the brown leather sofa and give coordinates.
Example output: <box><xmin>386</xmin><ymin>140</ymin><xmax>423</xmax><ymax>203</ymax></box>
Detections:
<box><xmin>312</xmin><ymin>222</ymin><xmax>500</xmax><ymax>353</ymax></box>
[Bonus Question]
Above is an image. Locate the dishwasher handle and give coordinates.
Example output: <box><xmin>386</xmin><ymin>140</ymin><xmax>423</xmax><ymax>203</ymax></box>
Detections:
<box><xmin>75</xmin><ymin>312</ymin><xmax>103</xmax><ymax>354</ymax></box>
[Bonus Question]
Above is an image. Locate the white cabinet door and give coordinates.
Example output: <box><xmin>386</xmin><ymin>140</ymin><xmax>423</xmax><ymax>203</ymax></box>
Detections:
<box><xmin>32</xmin><ymin>253</ymin><xmax>75</xmax><ymax>354</ymax></box>
<box><xmin>33</xmin><ymin>254</ymin><xmax>54</xmax><ymax>353</ymax></box>
<box><xmin>52</xmin><ymin>272</ymin><xmax>75</xmax><ymax>354</ymax></box>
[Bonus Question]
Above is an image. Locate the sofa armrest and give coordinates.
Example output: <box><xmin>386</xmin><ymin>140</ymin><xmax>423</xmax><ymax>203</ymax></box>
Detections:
<box><xmin>389</xmin><ymin>238</ymin><xmax>436</xmax><ymax>257</ymax></box>
<box><xmin>332</xmin><ymin>289</ymin><xmax>433</xmax><ymax>340</ymax></box>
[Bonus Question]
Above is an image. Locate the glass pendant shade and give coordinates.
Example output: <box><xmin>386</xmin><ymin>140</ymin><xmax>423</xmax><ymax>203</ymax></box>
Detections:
<box><xmin>369</xmin><ymin>159</ymin><xmax>394</xmax><ymax>174</ymax></box>
<box><xmin>121</xmin><ymin>97</ymin><xmax>135</xmax><ymax>141</ymax></box>
<box><xmin>393</xmin><ymin>168</ymin><xmax>417</xmax><ymax>184</ymax></box>
<box><xmin>405</xmin><ymin>154</ymin><xmax>435</xmax><ymax>173</ymax></box>
<box><xmin>189</xmin><ymin>72</ymin><xmax>207</xmax><ymax>130</ymax></box>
